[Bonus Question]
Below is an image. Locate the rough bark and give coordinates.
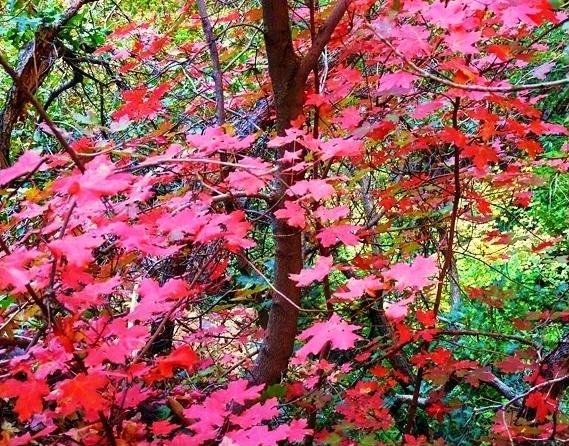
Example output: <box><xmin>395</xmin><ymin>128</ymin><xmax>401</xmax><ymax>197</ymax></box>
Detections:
<box><xmin>0</xmin><ymin>0</ymin><xmax>97</xmax><ymax>167</ymax></box>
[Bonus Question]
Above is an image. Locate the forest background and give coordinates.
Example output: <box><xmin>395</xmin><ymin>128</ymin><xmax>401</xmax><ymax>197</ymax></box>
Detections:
<box><xmin>1</xmin><ymin>0</ymin><xmax>569</xmax><ymax>445</ymax></box>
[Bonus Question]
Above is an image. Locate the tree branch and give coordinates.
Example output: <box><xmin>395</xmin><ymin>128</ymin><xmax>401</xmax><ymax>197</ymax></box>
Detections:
<box><xmin>196</xmin><ymin>0</ymin><xmax>225</xmax><ymax>126</ymax></box>
<box><xmin>297</xmin><ymin>0</ymin><xmax>349</xmax><ymax>84</ymax></box>
<box><xmin>0</xmin><ymin>54</ymin><xmax>85</xmax><ymax>172</ymax></box>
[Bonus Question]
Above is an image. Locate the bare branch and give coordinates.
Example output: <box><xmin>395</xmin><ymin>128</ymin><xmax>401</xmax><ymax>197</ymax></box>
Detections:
<box><xmin>297</xmin><ymin>0</ymin><xmax>349</xmax><ymax>84</ymax></box>
<box><xmin>196</xmin><ymin>0</ymin><xmax>225</xmax><ymax>126</ymax></box>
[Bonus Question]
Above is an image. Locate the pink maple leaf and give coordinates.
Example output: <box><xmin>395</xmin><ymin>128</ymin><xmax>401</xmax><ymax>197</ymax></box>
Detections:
<box><xmin>378</xmin><ymin>72</ymin><xmax>417</xmax><ymax>95</ymax></box>
<box><xmin>48</xmin><ymin>233</ymin><xmax>102</xmax><ymax>267</ymax></box>
<box><xmin>384</xmin><ymin>297</ymin><xmax>414</xmax><ymax>320</ymax></box>
<box><xmin>226</xmin><ymin>426</ymin><xmax>282</xmax><ymax>446</ymax></box>
<box><xmin>0</xmin><ymin>248</ymin><xmax>44</xmax><ymax>293</ymax></box>
<box><xmin>280</xmin><ymin>419</ymin><xmax>312</xmax><ymax>442</ymax></box>
<box><xmin>296</xmin><ymin>313</ymin><xmax>362</xmax><ymax>360</ymax></box>
<box><xmin>384</xmin><ymin>255</ymin><xmax>438</xmax><ymax>290</ymax></box>
<box><xmin>107</xmin><ymin>221</ymin><xmax>179</xmax><ymax>256</ymax></box>
<box><xmin>289</xmin><ymin>179</ymin><xmax>335</xmax><ymax>201</ymax></box>
<box><xmin>267</xmin><ymin>127</ymin><xmax>306</xmax><ymax>148</ymax></box>
<box><xmin>53</xmin><ymin>156</ymin><xmax>133</xmax><ymax>205</ymax></box>
<box><xmin>289</xmin><ymin>255</ymin><xmax>333</xmax><ymax>287</ymax></box>
<box><xmin>184</xmin><ymin>380</ymin><xmax>264</xmax><ymax>437</ymax></box>
<box><xmin>0</xmin><ymin>151</ymin><xmax>45</xmax><ymax>187</ymax></box>
<box><xmin>318</xmin><ymin>137</ymin><xmax>363</xmax><ymax>161</ymax></box>
<box><xmin>316</xmin><ymin>224</ymin><xmax>360</xmax><ymax>248</ymax></box>
<box><xmin>314</xmin><ymin>205</ymin><xmax>350</xmax><ymax>222</ymax></box>
<box><xmin>334</xmin><ymin>276</ymin><xmax>384</xmax><ymax>301</ymax></box>
<box><xmin>226</xmin><ymin>170</ymin><xmax>267</xmax><ymax>194</ymax></box>
<box><xmin>192</xmin><ymin>210</ymin><xmax>255</xmax><ymax>250</ymax></box>
<box><xmin>226</xmin><ymin>420</ymin><xmax>311</xmax><ymax>445</ymax></box>
<box><xmin>230</xmin><ymin>399</ymin><xmax>279</xmax><ymax>428</ymax></box>
<box><xmin>140</xmin><ymin>277</ymin><xmax>190</xmax><ymax>300</ymax></box>
<box><xmin>337</xmin><ymin>107</ymin><xmax>362</xmax><ymax>130</ymax></box>
<box><xmin>424</xmin><ymin>2</ymin><xmax>465</xmax><ymax>28</ymax></box>
<box><xmin>531</xmin><ymin>61</ymin><xmax>555</xmax><ymax>80</ymax></box>
<box><xmin>394</xmin><ymin>24</ymin><xmax>431</xmax><ymax>58</ymax></box>
<box><xmin>213</xmin><ymin>379</ymin><xmax>264</xmax><ymax>406</ymax></box>
<box><xmin>274</xmin><ymin>200</ymin><xmax>306</xmax><ymax>229</ymax></box>
<box><xmin>128</xmin><ymin>278</ymin><xmax>191</xmax><ymax>321</ymax></box>
<box><xmin>499</xmin><ymin>4</ymin><xmax>542</xmax><ymax>28</ymax></box>
<box><xmin>445</xmin><ymin>28</ymin><xmax>481</xmax><ymax>55</ymax></box>
<box><xmin>84</xmin><ymin>319</ymin><xmax>148</xmax><ymax>366</ymax></box>
<box><xmin>157</xmin><ymin>208</ymin><xmax>208</xmax><ymax>239</ymax></box>
<box><xmin>61</xmin><ymin>276</ymin><xmax>121</xmax><ymax>312</ymax></box>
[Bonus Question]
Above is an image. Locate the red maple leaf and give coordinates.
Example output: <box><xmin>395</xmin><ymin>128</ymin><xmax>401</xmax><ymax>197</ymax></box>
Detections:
<box><xmin>462</xmin><ymin>144</ymin><xmax>499</xmax><ymax>169</ymax></box>
<box><xmin>496</xmin><ymin>355</ymin><xmax>526</xmax><ymax>373</ymax></box>
<box><xmin>54</xmin><ymin>373</ymin><xmax>109</xmax><ymax>419</ymax></box>
<box><xmin>155</xmin><ymin>345</ymin><xmax>199</xmax><ymax>378</ymax></box>
<box><xmin>0</xmin><ymin>375</ymin><xmax>50</xmax><ymax>421</ymax></box>
<box><xmin>525</xmin><ymin>392</ymin><xmax>553</xmax><ymax>422</ymax></box>
<box><xmin>112</xmin><ymin>82</ymin><xmax>170</xmax><ymax>122</ymax></box>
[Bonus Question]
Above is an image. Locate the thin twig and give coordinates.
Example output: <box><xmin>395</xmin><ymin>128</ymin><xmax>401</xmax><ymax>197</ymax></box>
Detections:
<box><xmin>237</xmin><ymin>253</ymin><xmax>322</xmax><ymax>313</ymax></box>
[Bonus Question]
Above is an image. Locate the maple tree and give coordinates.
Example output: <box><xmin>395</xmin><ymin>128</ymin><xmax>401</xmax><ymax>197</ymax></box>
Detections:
<box><xmin>1</xmin><ymin>0</ymin><xmax>569</xmax><ymax>445</ymax></box>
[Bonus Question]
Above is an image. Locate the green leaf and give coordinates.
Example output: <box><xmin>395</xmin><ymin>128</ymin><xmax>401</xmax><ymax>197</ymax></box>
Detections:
<box><xmin>261</xmin><ymin>384</ymin><xmax>286</xmax><ymax>400</ymax></box>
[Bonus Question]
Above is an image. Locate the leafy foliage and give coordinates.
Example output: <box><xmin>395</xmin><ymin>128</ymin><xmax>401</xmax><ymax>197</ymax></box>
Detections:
<box><xmin>0</xmin><ymin>0</ymin><xmax>569</xmax><ymax>445</ymax></box>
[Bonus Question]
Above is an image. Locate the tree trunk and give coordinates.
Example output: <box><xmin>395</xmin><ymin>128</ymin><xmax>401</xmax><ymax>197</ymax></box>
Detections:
<box><xmin>0</xmin><ymin>29</ymin><xmax>59</xmax><ymax>165</ymax></box>
<box><xmin>0</xmin><ymin>0</ymin><xmax>97</xmax><ymax>166</ymax></box>
<box><xmin>250</xmin><ymin>0</ymin><xmax>304</xmax><ymax>386</ymax></box>
<box><xmin>250</xmin><ymin>0</ymin><xmax>349</xmax><ymax>386</ymax></box>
